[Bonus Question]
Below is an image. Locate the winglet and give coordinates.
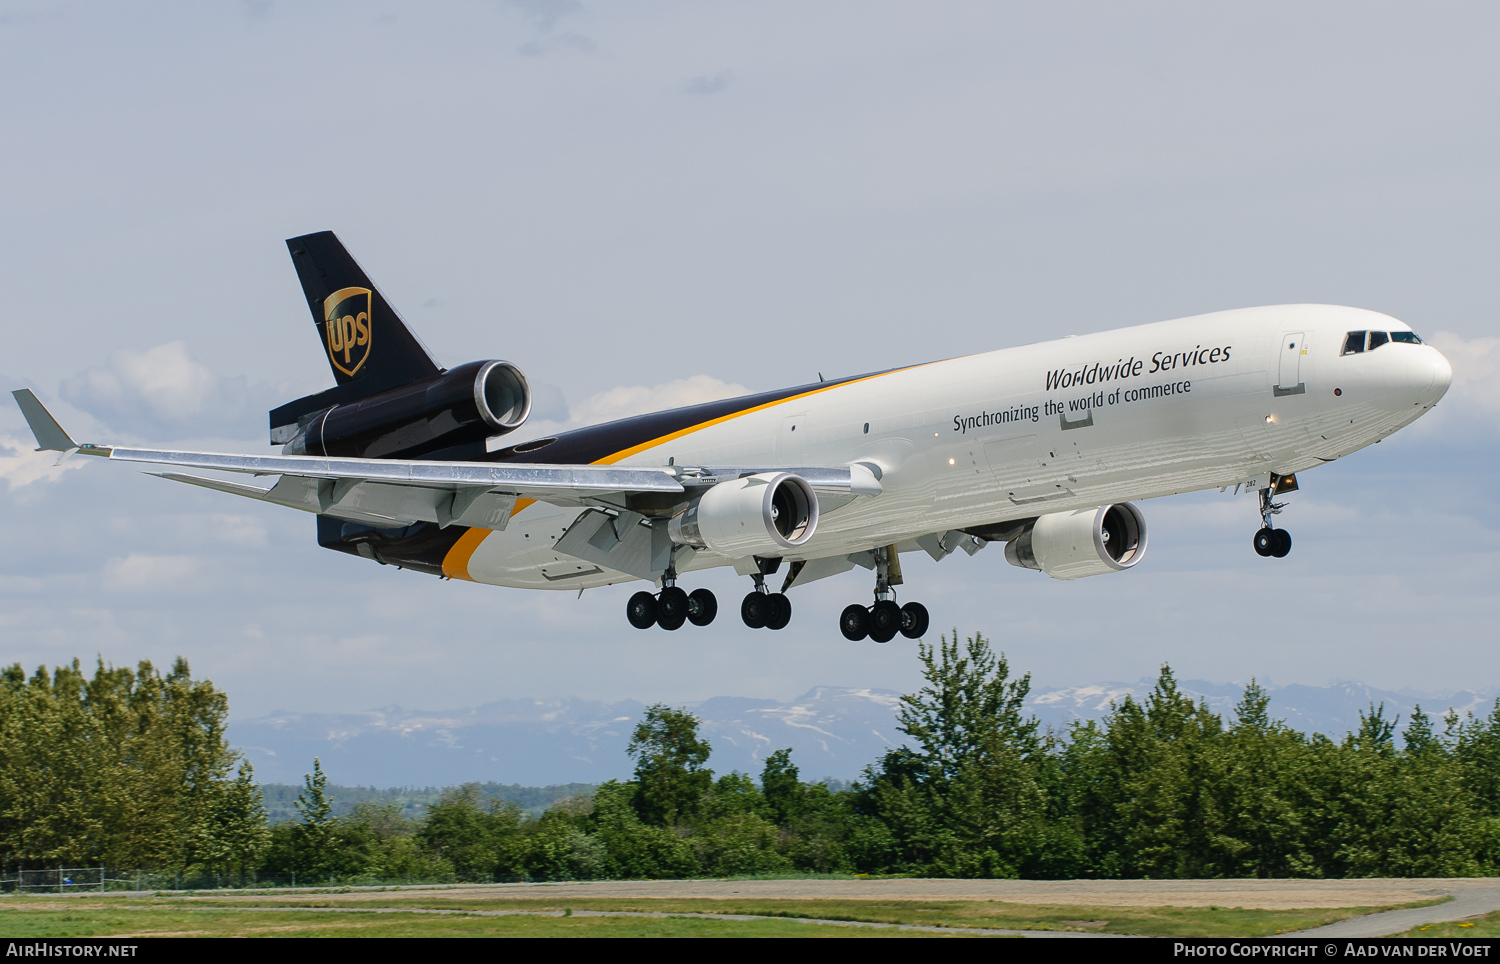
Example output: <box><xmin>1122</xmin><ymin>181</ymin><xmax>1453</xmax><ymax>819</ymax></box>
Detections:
<box><xmin>11</xmin><ymin>390</ymin><xmax>76</xmax><ymax>452</ymax></box>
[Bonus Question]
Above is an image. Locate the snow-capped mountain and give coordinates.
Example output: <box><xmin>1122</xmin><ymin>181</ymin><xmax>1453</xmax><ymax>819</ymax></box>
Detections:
<box><xmin>232</xmin><ymin>681</ymin><xmax>1500</xmax><ymax>788</ymax></box>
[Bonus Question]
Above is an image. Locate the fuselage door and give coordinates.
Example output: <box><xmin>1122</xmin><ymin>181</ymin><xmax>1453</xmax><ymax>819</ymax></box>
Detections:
<box><xmin>984</xmin><ymin>434</ymin><xmax>1071</xmax><ymax>505</ymax></box>
<box><xmin>776</xmin><ymin>412</ymin><xmax>808</xmax><ymax>464</ymax></box>
<box><xmin>1275</xmin><ymin>332</ymin><xmax>1306</xmax><ymax>396</ymax></box>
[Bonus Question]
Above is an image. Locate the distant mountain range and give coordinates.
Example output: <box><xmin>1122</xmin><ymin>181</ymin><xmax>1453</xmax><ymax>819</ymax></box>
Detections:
<box><xmin>232</xmin><ymin>680</ymin><xmax>1500</xmax><ymax>789</ymax></box>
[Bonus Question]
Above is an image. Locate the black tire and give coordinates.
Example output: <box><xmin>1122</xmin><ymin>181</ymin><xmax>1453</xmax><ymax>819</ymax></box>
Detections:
<box><xmin>840</xmin><ymin>604</ymin><xmax>870</xmax><ymax>641</ymax></box>
<box><xmin>626</xmin><ymin>591</ymin><xmax>658</xmax><ymax>629</ymax></box>
<box><xmin>687</xmin><ymin>588</ymin><xmax>718</xmax><ymax>627</ymax></box>
<box><xmin>741</xmin><ymin>592</ymin><xmax>769</xmax><ymax>629</ymax></box>
<box><xmin>765</xmin><ymin>593</ymin><xmax>792</xmax><ymax>631</ymax></box>
<box><xmin>1253</xmin><ymin>527</ymin><xmax>1275</xmax><ymax>557</ymax></box>
<box><xmin>1271</xmin><ymin>528</ymin><xmax>1292</xmax><ymax>558</ymax></box>
<box><xmin>657</xmin><ymin>586</ymin><xmax>688</xmax><ymax>631</ymax></box>
<box><xmin>869</xmin><ymin>600</ymin><xmax>902</xmax><ymax>643</ymax></box>
<box><xmin>900</xmin><ymin>601</ymin><xmax>929</xmax><ymax>639</ymax></box>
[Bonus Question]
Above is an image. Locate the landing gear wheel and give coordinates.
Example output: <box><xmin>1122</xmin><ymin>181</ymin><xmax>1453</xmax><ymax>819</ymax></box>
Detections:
<box><xmin>869</xmin><ymin>600</ymin><xmax>902</xmax><ymax>643</ymax></box>
<box><xmin>741</xmin><ymin>592</ymin><xmax>770</xmax><ymax>629</ymax></box>
<box><xmin>626</xmin><ymin>591</ymin><xmax>658</xmax><ymax>629</ymax></box>
<box><xmin>687</xmin><ymin>588</ymin><xmax>718</xmax><ymax>626</ymax></box>
<box><xmin>899</xmin><ymin>602</ymin><xmax>929</xmax><ymax>639</ymax></box>
<box><xmin>840</xmin><ymin>604</ymin><xmax>870</xmax><ymax>641</ymax></box>
<box><xmin>765</xmin><ymin>593</ymin><xmax>792</xmax><ymax>630</ymax></box>
<box><xmin>1271</xmin><ymin>528</ymin><xmax>1292</xmax><ymax>558</ymax></box>
<box><xmin>657</xmin><ymin>586</ymin><xmax>688</xmax><ymax>631</ymax></box>
<box><xmin>1253</xmin><ymin>528</ymin><xmax>1275</xmax><ymax>557</ymax></box>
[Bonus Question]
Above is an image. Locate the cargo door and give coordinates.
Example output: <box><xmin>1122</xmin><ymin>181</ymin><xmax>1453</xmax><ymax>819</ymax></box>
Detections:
<box><xmin>984</xmin><ymin>434</ymin><xmax>1072</xmax><ymax>505</ymax></box>
<box><xmin>775</xmin><ymin>412</ymin><xmax>808</xmax><ymax>465</ymax></box>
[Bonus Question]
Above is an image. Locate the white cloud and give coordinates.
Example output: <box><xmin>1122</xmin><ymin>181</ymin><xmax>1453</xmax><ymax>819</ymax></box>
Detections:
<box><xmin>102</xmin><ymin>554</ymin><xmax>201</xmax><ymax>594</ymax></box>
<box><xmin>61</xmin><ymin>342</ymin><xmax>219</xmax><ymax>423</ymax></box>
<box><xmin>57</xmin><ymin>342</ymin><xmax>282</xmax><ymax>440</ymax></box>
<box><xmin>0</xmin><ymin>434</ymin><xmax>83</xmax><ymax>490</ymax></box>
<box><xmin>1428</xmin><ymin>331</ymin><xmax>1500</xmax><ymax>414</ymax></box>
<box><xmin>567</xmin><ymin>375</ymin><xmax>750</xmax><ymax>428</ymax></box>
<box><xmin>208</xmin><ymin>514</ymin><xmax>269</xmax><ymax>549</ymax></box>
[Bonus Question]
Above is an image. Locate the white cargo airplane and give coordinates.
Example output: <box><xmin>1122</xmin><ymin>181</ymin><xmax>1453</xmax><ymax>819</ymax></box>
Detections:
<box><xmin>12</xmin><ymin>233</ymin><xmax>1453</xmax><ymax>642</ymax></box>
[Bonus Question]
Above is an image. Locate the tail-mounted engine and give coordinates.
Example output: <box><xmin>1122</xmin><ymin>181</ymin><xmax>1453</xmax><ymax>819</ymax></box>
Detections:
<box><xmin>667</xmin><ymin>472</ymin><xmax>819</xmax><ymax>558</ymax></box>
<box><xmin>1004</xmin><ymin>503</ymin><xmax>1148</xmax><ymax>580</ymax></box>
<box><xmin>283</xmin><ymin>359</ymin><xmax>530</xmax><ymax>460</ymax></box>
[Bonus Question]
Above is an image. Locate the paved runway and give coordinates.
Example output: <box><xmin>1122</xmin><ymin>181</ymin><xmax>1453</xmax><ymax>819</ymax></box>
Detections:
<box><xmin>331</xmin><ymin>877</ymin><xmax>1471</xmax><ymax>913</ymax></box>
<box><xmin>27</xmin><ymin>877</ymin><xmax>1500</xmax><ymax>937</ymax></box>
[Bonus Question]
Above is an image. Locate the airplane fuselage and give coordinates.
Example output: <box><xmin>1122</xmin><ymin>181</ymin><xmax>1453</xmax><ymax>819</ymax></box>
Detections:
<box><xmin>459</xmin><ymin>304</ymin><xmax>1451</xmax><ymax>589</ymax></box>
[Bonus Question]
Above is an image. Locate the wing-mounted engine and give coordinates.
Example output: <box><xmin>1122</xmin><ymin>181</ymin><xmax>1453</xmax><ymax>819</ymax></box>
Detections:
<box><xmin>667</xmin><ymin>472</ymin><xmax>819</xmax><ymax>558</ymax></box>
<box><xmin>1003</xmin><ymin>503</ymin><xmax>1148</xmax><ymax>580</ymax></box>
<box><xmin>282</xmin><ymin>359</ymin><xmax>531</xmax><ymax>460</ymax></box>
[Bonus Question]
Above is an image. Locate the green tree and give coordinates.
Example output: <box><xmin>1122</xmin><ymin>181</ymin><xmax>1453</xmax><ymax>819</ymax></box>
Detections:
<box><xmin>0</xmin><ymin>657</ymin><xmax>243</xmax><ymax>872</ymax></box>
<box><xmin>1207</xmin><ymin>682</ymin><xmax>1317</xmax><ymax>877</ymax></box>
<box><xmin>628</xmin><ymin>704</ymin><xmax>713</xmax><ymax>826</ymax></box>
<box><xmin>584</xmin><ymin>780</ymin><xmax>699</xmax><ymax>879</ymax></box>
<box><xmin>761</xmin><ymin>749</ymin><xmax>801</xmax><ymax>824</ymax></box>
<box><xmin>291</xmin><ymin>758</ymin><xmax>333</xmax><ymax>875</ymax></box>
<box><xmin>417</xmin><ymin>784</ymin><xmax>525</xmax><ymax>881</ymax></box>
<box><xmin>203</xmin><ymin>762</ymin><xmax>271</xmax><ymax>881</ymax></box>
<box><xmin>857</xmin><ymin>631</ymin><xmax>1056</xmax><ymax>877</ymax></box>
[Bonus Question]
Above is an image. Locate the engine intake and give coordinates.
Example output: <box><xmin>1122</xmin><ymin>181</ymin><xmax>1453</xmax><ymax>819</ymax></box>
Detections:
<box><xmin>667</xmin><ymin>472</ymin><xmax>819</xmax><ymax>558</ymax></box>
<box><xmin>1004</xmin><ymin>503</ymin><xmax>1148</xmax><ymax>580</ymax></box>
<box><xmin>284</xmin><ymin>359</ymin><xmax>531</xmax><ymax>460</ymax></box>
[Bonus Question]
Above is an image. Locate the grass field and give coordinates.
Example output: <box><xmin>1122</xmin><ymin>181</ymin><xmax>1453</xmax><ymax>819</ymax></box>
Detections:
<box><xmin>0</xmin><ymin>890</ymin><xmax>1445</xmax><ymax>938</ymax></box>
<box><xmin>1401</xmin><ymin>910</ymin><xmax>1500</xmax><ymax>938</ymax></box>
<box><xmin>0</xmin><ymin>906</ymin><xmax>986</xmax><ymax>938</ymax></box>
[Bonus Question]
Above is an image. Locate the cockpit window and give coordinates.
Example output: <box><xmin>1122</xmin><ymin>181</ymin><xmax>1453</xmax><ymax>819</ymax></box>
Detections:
<box><xmin>1346</xmin><ymin>330</ymin><xmax>1423</xmax><ymax>354</ymax></box>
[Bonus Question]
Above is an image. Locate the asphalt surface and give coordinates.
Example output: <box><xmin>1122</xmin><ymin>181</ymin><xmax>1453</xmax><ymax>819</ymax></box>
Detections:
<box><xmin>30</xmin><ymin>877</ymin><xmax>1500</xmax><ymax>937</ymax></box>
<box><xmin>380</xmin><ymin>877</ymin><xmax>1466</xmax><ymax>911</ymax></box>
<box><xmin>1279</xmin><ymin>880</ymin><xmax>1500</xmax><ymax>937</ymax></box>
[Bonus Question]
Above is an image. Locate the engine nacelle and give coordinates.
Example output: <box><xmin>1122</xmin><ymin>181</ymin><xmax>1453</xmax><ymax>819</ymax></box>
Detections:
<box><xmin>667</xmin><ymin>472</ymin><xmax>819</xmax><ymax>558</ymax></box>
<box><xmin>284</xmin><ymin>359</ymin><xmax>531</xmax><ymax>460</ymax></box>
<box><xmin>1004</xmin><ymin>503</ymin><xmax>1148</xmax><ymax>580</ymax></box>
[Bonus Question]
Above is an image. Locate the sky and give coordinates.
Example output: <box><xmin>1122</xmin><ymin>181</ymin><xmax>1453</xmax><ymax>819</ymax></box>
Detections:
<box><xmin>1</xmin><ymin>2</ymin><xmax>1498</xmax><ymax>733</ymax></box>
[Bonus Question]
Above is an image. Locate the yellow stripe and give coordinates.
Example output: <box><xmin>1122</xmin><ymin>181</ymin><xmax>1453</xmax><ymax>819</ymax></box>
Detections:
<box><xmin>441</xmin><ymin>526</ymin><xmax>490</xmax><ymax>582</ymax></box>
<box><xmin>439</xmin><ymin>367</ymin><xmax>912</xmax><ymax>580</ymax></box>
<box><xmin>592</xmin><ymin>371</ymin><xmax>900</xmax><ymax>465</ymax></box>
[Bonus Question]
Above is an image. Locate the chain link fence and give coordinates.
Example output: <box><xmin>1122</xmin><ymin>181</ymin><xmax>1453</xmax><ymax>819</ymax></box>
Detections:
<box><xmin>0</xmin><ymin>867</ymin><xmax>534</xmax><ymax>893</ymax></box>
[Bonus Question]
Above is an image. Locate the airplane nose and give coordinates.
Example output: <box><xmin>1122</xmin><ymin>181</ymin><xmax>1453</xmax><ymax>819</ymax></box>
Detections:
<box><xmin>1425</xmin><ymin>346</ymin><xmax>1453</xmax><ymax>402</ymax></box>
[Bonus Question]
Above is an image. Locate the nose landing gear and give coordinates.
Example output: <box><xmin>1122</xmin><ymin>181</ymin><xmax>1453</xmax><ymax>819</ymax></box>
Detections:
<box><xmin>625</xmin><ymin>566</ymin><xmax>718</xmax><ymax>630</ymax></box>
<box><xmin>1252</xmin><ymin>479</ymin><xmax>1294</xmax><ymax>559</ymax></box>
<box><xmin>838</xmin><ymin>546</ymin><xmax>930</xmax><ymax>642</ymax></box>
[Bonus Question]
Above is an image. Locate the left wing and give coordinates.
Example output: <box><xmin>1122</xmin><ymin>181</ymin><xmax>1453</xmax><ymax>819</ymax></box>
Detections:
<box><xmin>11</xmin><ymin>390</ymin><xmax>879</xmax><ymax>532</ymax></box>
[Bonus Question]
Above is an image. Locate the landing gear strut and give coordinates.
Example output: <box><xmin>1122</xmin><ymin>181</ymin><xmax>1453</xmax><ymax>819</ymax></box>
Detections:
<box><xmin>1252</xmin><ymin>481</ymin><xmax>1293</xmax><ymax>559</ymax></box>
<box><xmin>839</xmin><ymin>545</ymin><xmax>929</xmax><ymax>642</ymax></box>
<box><xmin>741</xmin><ymin>559</ymin><xmax>792</xmax><ymax>631</ymax></box>
<box><xmin>625</xmin><ymin>564</ymin><xmax>718</xmax><ymax>630</ymax></box>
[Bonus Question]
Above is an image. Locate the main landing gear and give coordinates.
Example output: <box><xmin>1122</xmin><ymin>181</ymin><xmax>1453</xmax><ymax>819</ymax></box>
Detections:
<box><xmin>741</xmin><ymin>560</ymin><xmax>792</xmax><ymax>631</ymax></box>
<box><xmin>1252</xmin><ymin>477</ymin><xmax>1294</xmax><ymax>559</ymax></box>
<box><xmin>839</xmin><ymin>545</ymin><xmax>930</xmax><ymax>643</ymax></box>
<box><xmin>626</xmin><ymin>566</ymin><xmax>717</xmax><ymax>631</ymax></box>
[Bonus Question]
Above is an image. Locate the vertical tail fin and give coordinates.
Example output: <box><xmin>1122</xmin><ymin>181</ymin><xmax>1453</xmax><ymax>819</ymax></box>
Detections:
<box><xmin>285</xmin><ymin>231</ymin><xmax>442</xmax><ymax>392</ymax></box>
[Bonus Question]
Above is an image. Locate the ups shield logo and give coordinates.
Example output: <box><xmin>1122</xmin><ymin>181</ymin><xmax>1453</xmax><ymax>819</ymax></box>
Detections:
<box><xmin>323</xmin><ymin>287</ymin><xmax>373</xmax><ymax>377</ymax></box>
